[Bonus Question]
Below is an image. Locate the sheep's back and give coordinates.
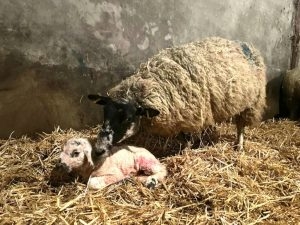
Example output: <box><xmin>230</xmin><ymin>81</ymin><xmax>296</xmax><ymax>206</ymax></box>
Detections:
<box><xmin>109</xmin><ymin>37</ymin><xmax>266</xmax><ymax>136</ymax></box>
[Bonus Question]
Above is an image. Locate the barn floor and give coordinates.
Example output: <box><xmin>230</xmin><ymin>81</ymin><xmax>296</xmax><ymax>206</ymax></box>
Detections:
<box><xmin>1</xmin><ymin>119</ymin><xmax>300</xmax><ymax>224</ymax></box>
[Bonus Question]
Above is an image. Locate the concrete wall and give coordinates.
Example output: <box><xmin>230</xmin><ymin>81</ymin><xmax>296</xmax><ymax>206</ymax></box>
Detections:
<box><xmin>0</xmin><ymin>0</ymin><xmax>294</xmax><ymax>138</ymax></box>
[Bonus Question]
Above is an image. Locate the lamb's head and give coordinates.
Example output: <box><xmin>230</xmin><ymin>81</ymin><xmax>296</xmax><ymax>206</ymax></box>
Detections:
<box><xmin>88</xmin><ymin>94</ymin><xmax>159</xmax><ymax>154</ymax></box>
<box><xmin>59</xmin><ymin>138</ymin><xmax>94</xmax><ymax>174</ymax></box>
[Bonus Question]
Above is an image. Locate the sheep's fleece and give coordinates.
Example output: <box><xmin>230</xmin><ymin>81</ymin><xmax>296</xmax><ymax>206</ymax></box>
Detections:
<box><xmin>108</xmin><ymin>37</ymin><xmax>266</xmax><ymax>136</ymax></box>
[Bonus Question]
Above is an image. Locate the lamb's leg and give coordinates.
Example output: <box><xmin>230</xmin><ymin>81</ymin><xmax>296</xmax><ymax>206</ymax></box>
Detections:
<box><xmin>88</xmin><ymin>177</ymin><xmax>107</xmax><ymax>190</ymax></box>
<box><xmin>88</xmin><ymin>173</ymin><xmax>124</xmax><ymax>190</ymax></box>
<box><xmin>235</xmin><ymin>116</ymin><xmax>245</xmax><ymax>151</ymax></box>
<box><xmin>136</xmin><ymin>160</ymin><xmax>167</xmax><ymax>188</ymax></box>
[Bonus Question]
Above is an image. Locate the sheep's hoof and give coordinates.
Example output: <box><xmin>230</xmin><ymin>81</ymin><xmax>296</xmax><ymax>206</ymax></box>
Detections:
<box><xmin>145</xmin><ymin>177</ymin><xmax>158</xmax><ymax>189</ymax></box>
<box><xmin>234</xmin><ymin>144</ymin><xmax>244</xmax><ymax>151</ymax></box>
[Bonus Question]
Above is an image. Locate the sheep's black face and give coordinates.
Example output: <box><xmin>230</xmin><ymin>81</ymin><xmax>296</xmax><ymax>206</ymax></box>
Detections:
<box><xmin>102</xmin><ymin>99</ymin><xmax>139</xmax><ymax>144</ymax></box>
<box><xmin>88</xmin><ymin>94</ymin><xmax>159</xmax><ymax>154</ymax></box>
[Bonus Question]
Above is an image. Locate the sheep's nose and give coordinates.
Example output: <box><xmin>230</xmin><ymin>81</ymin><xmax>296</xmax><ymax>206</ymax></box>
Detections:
<box><xmin>95</xmin><ymin>140</ymin><xmax>112</xmax><ymax>156</ymax></box>
<box><xmin>95</xmin><ymin>146</ymin><xmax>107</xmax><ymax>156</ymax></box>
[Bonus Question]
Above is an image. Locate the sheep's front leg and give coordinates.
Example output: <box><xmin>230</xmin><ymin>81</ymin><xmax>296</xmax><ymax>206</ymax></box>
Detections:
<box><xmin>237</xmin><ymin>126</ymin><xmax>244</xmax><ymax>151</ymax></box>
<box><xmin>235</xmin><ymin>116</ymin><xmax>245</xmax><ymax>151</ymax></box>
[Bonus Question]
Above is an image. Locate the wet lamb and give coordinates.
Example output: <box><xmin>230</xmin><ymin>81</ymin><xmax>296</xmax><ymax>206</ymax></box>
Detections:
<box><xmin>58</xmin><ymin>138</ymin><xmax>167</xmax><ymax>189</ymax></box>
<box><xmin>88</xmin><ymin>37</ymin><xmax>266</xmax><ymax>152</ymax></box>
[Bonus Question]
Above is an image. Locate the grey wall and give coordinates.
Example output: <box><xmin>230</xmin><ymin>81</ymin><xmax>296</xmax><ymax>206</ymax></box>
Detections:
<box><xmin>0</xmin><ymin>0</ymin><xmax>294</xmax><ymax>138</ymax></box>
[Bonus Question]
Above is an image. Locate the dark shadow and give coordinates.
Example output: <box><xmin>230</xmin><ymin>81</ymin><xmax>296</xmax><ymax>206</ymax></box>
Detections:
<box><xmin>121</xmin><ymin>126</ymin><xmax>220</xmax><ymax>158</ymax></box>
<box><xmin>48</xmin><ymin>163</ymin><xmax>79</xmax><ymax>187</ymax></box>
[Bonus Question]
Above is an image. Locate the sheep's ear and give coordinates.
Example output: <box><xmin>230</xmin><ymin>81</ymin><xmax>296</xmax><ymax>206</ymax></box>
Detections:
<box><xmin>136</xmin><ymin>107</ymin><xmax>160</xmax><ymax>118</ymax></box>
<box><xmin>87</xmin><ymin>94</ymin><xmax>111</xmax><ymax>105</ymax></box>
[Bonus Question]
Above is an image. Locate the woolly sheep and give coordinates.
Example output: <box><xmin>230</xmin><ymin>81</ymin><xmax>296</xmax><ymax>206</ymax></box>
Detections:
<box><xmin>88</xmin><ymin>37</ymin><xmax>266</xmax><ymax>152</ymax></box>
<box><xmin>280</xmin><ymin>67</ymin><xmax>300</xmax><ymax>120</ymax></box>
<box><xmin>58</xmin><ymin>138</ymin><xmax>167</xmax><ymax>189</ymax></box>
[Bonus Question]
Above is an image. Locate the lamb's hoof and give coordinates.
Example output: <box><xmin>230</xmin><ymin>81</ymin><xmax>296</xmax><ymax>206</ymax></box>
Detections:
<box><xmin>145</xmin><ymin>177</ymin><xmax>158</xmax><ymax>189</ymax></box>
<box><xmin>88</xmin><ymin>177</ymin><xmax>106</xmax><ymax>190</ymax></box>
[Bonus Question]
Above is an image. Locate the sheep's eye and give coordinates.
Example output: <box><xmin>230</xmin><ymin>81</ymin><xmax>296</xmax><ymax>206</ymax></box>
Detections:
<box><xmin>122</xmin><ymin>116</ymin><xmax>132</xmax><ymax>123</ymax></box>
<box><xmin>71</xmin><ymin>150</ymin><xmax>80</xmax><ymax>158</ymax></box>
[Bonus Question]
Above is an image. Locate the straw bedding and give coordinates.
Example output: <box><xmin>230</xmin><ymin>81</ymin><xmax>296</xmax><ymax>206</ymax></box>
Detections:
<box><xmin>1</xmin><ymin>119</ymin><xmax>300</xmax><ymax>224</ymax></box>
<box><xmin>109</xmin><ymin>37</ymin><xmax>266</xmax><ymax>136</ymax></box>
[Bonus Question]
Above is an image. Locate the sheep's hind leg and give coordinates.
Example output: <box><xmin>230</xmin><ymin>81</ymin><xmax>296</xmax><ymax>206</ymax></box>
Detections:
<box><xmin>235</xmin><ymin>116</ymin><xmax>245</xmax><ymax>151</ymax></box>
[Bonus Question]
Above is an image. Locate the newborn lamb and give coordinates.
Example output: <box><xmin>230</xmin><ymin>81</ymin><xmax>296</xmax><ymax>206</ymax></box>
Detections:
<box><xmin>58</xmin><ymin>138</ymin><xmax>167</xmax><ymax>189</ymax></box>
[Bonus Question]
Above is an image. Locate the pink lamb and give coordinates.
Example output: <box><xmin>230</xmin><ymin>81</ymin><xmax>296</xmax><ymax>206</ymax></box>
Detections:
<box><xmin>59</xmin><ymin>138</ymin><xmax>167</xmax><ymax>189</ymax></box>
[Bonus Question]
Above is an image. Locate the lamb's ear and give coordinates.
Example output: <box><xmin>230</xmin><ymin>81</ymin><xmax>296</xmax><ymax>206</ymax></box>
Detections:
<box><xmin>84</xmin><ymin>149</ymin><xmax>94</xmax><ymax>167</ymax></box>
<box><xmin>136</xmin><ymin>106</ymin><xmax>160</xmax><ymax>118</ymax></box>
<box><xmin>87</xmin><ymin>94</ymin><xmax>111</xmax><ymax>105</ymax></box>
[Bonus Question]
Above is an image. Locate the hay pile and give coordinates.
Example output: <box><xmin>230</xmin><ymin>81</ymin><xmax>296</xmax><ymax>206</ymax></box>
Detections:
<box><xmin>109</xmin><ymin>37</ymin><xmax>266</xmax><ymax>136</ymax></box>
<box><xmin>1</xmin><ymin>119</ymin><xmax>300</xmax><ymax>224</ymax></box>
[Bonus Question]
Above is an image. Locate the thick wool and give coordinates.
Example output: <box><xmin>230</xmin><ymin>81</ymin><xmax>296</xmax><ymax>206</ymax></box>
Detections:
<box><xmin>109</xmin><ymin>37</ymin><xmax>266</xmax><ymax>136</ymax></box>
